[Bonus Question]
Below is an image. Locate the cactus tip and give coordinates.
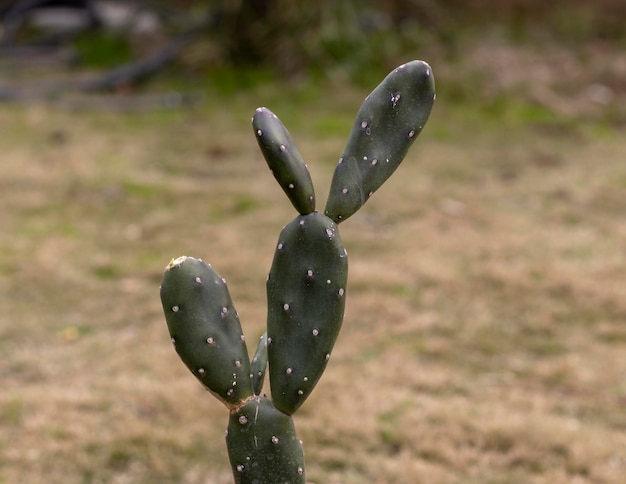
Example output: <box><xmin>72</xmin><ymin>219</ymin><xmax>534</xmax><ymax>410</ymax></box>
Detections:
<box><xmin>166</xmin><ymin>255</ymin><xmax>187</xmax><ymax>270</ymax></box>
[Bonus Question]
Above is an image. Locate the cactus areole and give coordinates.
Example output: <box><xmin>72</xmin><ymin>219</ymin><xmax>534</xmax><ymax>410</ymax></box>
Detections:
<box><xmin>159</xmin><ymin>60</ymin><xmax>435</xmax><ymax>483</ymax></box>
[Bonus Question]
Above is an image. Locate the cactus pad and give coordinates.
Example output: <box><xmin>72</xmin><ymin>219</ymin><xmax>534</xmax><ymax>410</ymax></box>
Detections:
<box><xmin>250</xmin><ymin>332</ymin><xmax>269</xmax><ymax>396</ymax></box>
<box><xmin>253</xmin><ymin>107</ymin><xmax>316</xmax><ymax>215</ymax></box>
<box><xmin>324</xmin><ymin>60</ymin><xmax>435</xmax><ymax>223</ymax></box>
<box><xmin>267</xmin><ymin>212</ymin><xmax>348</xmax><ymax>414</ymax></box>
<box><xmin>226</xmin><ymin>396</ymin><xmax>305</xmax><ymax>483</ymax></box>
<box><xmin>160</xmin><ymin>256</ymin><xmax>253</xmax><ymax>409</ymax></box>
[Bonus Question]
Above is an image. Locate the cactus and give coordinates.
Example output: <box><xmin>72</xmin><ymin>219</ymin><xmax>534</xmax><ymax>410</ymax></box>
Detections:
<box><xmin>266</xmin><ymin>212</ymin><xmax>348</xmax><ymax>415</ymax></box>
<box><xmin>159</xmin><ymin>60</ymin><xmax>435</xmax><ymax>483</ymax></box>
<box><xmin>161</xmin><ymin>256</ymin><xmax>253</xmax><ymax>409</ymax></box>
<box><xmin>324</xmin><ymin>60</ymin><xmax>435</xmax><ymax>223</ymax></box>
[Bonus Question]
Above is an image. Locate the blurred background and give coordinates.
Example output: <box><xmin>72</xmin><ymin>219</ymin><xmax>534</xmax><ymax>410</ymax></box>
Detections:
<box><xmin>1</xmin><ymin>1</ymin><xmax>625</xmax><ymax>483</ymax></box>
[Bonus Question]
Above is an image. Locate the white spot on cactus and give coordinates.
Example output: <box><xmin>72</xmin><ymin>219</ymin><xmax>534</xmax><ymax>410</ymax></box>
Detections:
<box><xmin>326</xmin><ymin>228</ymin><xmax>333</xmax><ymax>238</ymax></box>
<box><xmin>272</xmin><ymin>436</ymin><xmax>279</xmax><ymax>444</ymax></box>
<box><xmin>361</xmin><ymin>121</ymin><xmax>368</xmax><ymax>129</ymax></box>
<box><xmin>168</xmin><ymin>255</ymin><xmax>187</xmax><ymax>268</ymax></box>
<box><xmin>267</xmin><ymin>337</ymin><xmax>273</xmax><ymax>344</ymax></box>
<box><xmin>240</xmin><ymin>334</ymin><xmax>245</xmax><ymax>342</ymax></box>
<box><xmin>385</xmin><ymin>158</ymin><xmax>390</xmax><ymax>163</ymax></box>
<box><xmin>325</xmin><ymin>353</ymin><xmax>331</xmax><ymax>360</ymax></box>
<box><xmin>277</xmin><ymin>242</ymin><xmax>283</xmax><ymax>250</ymax></box>
<box><xmin>195</xmin><ymin>276</ymin><xmax>202</xmax><ymax>285</ymax></box>
<box><xmin>299</xmin><ymin>219</ymin><xmax>305</xmax><ymax>226</ymax></box>
<box><xmin>171</xmin><ymin>305</ymin><xmax>179</xmax><ymax>313</ymax></box>
<box><xmin>207</xmin><ymin>337</ymin><xmax>214</xmax><ymax>344</ymax></box>
<box><xmin>221</xmin><ymin>277</ymin><xmax>227</xmax><ymax>284</ymax></box>
<box><xmin>338</xmin><ymin>288</ymin><xmax>345</xmax><ymax>296</ymax></box>
<box><xmin>298</xmin><ymin>467</ymin><xmax>304</xmax><ymax>475</ymax></box>
<box><xmin>303</xmin><ymin>376</ymin><xmax>308</xmax><ymax>382</ymax></box>
<box><xmin>198</xmin><ymin>368</ymin><xmax>205</xmax><ymax>375</ymax></box>
<box><xmin>312</xmin><ymin>328</ymin><xmax>319</xmax><ymax>336</ymax></box>
<box><xmin>170</xmin><ymin>337</ymin><xmax>176</xmax><ymax>344</ymax></box>
<box><xmin>408</xmin><ymin>129</ymin><xmax>415</xmax><ymax>138</ymax></box>
<box><xmin>326</xmin><ymin>279</ymin><xmax>332</xmax><ymax>284</ymax></box>
<box><xmin>235</xmin><ymin>360</ymin><xmax>242</xmax><ymax>368</ymax></box>
<box><xmin>227</xmin><ymin>389</ymin><xmax>234</xmax><ymax>396</ymax></box>
<box><xmin>338</xmin><ymin>157</ymin><xmax>344</xmax><ymax>164</ymax></box>
<box><xmin>286</xmin><ymin>368</ymin><xmax>292</xmax><ymax>375</ymax></box>
<box><xmin>288</xmin><ymin>183</ymin><xmax>295</xmax><ymax>189</ymax></box>
<box><xmin>221</xmin><ymin>307</ymin><xmax>228</xmax><ymax>317</ymax></box>
<box><xmin>280</xmin><ymin>144</ymin><xmax>286</xmax><ymax>152</ymax></box>
<box><xmin>298</xmin><ymin>390</ymin><xmax>304</xmax><ymax>395</ymax></box>
<box><xmin>283</xmin><ymin>303</ymin><xmax>290</xmax><ymax>311</ymax></box>
<box><xmin>236</xmin><ymin>464</ymin><xmax>244</xmax><ymax>472</ymax></box>
<box><xmin>371</xmin><ymin>158</ymin><xmax>378</xmax><ymax>166</ymax></box>
<box><xmin>368</xmin><ymin>191</ymin><xmax>373</xmax><ymax>198</ymax></box>
<box><xmin>391</xmin><ymin>93</ymin><xmax>401</xmax><ymax>107</ymax></box>
<box><xmin>239</xmin><ymin>415</ymin><xmax>248</xmax><ymax>425</ymax></box>
<box><xmin>342</xmin><ymin>187</ymin><xmax>348</xmax><ymax>194</ymax></box>
<box><xmin>426</xmin><ymin>67</ymin><xmax>431</xmax><ymax>76</ymax></box>
<box><xmin>307</xmin><ymin>269</ymin><xmax>314</xmax><ymax>277</ymax></box>
<box><xmin>256</xmin><ymin>129</ymin><xmax>262</xmax><ymax>136</ymax></box>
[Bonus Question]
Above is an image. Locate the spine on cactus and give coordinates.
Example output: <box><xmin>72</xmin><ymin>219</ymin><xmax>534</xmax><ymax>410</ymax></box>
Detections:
<box><xmin>159</xmin><ymin>59</ymin><xmax>435</xmax><ymax>484</ymax></box>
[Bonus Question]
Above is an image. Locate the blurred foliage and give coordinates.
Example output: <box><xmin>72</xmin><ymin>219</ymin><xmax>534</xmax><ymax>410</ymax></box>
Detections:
<box><xmin>1</xmin><ymin>0</ymin><xmax>624</xmax><ymax>123</ymax></box>
<box><xmin>73</xmin><ymin>31</ymin><xmax>134</xmax><ymax>68</ymax></box>
<box><xmin>184</xmin><ymin>0</ymin><xmax>626</xmax><ymax>80</ymax></box>
<box><xmin>2</xmin><ymin>0</ymin><xmax>624</xmax><ymax>81</ymax></box>
<box><xmin>41</xmin><ymin>0</ymin><xmax>621</xmax><ymax>127</ymax></box>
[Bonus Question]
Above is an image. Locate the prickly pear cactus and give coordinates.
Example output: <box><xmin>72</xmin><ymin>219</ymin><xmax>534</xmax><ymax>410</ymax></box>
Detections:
<box><xmin>325</xmin><ymin>60</ymin><xmax>435</xmax><ymax>223</ymax></box>
<box><xmin>159</xmin><ymin>60</ymin><xmax>435</xmax><ymax>483</ymax></box>
<box><xmin>266</xmin><ymin>212</ymin><xmax>348</xmax><ymax>415</ymax></box>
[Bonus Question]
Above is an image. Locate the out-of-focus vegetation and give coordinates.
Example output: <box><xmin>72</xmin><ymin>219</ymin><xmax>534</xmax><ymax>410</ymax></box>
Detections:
<box><xmin>2</xmin><ymin>0</ymin><xmax>625</xmax><ymax>122</ymax></box>
<box><xmin>168</xmin><ymin>0</ymin><xmax>626</xmax><ymax>81</ymax></box>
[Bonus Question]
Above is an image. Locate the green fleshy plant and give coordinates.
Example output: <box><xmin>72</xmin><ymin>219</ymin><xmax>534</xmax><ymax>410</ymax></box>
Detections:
<box><xmin>160</xmin><ymin>60</ymin><xmax>435</xmax><ymax>483</ymax></box>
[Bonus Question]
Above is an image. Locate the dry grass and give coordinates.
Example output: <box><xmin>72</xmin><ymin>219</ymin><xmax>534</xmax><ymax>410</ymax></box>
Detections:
<box><xmin>1</xmin><ymin>59</ymin><xmax>625</xmax><ymax>483</ymax></box>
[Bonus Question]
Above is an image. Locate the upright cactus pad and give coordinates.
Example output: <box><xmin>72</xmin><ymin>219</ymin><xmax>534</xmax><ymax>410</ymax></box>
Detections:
<box><xmin>253</xmin><ymin>107</ymin><xmax>315</xmax><ymax>215</ymax></box>
<box><xmin>251</xmin><ymin>332</ymin><xmax>269</xmax><ymax>396</ymax></box>
<box><xmin>266</xmin><ymin>212</ymin><xmax>348</xmax><ymax>415</ymax></box>
<box><xmin>159</xmin><ymin>60</ymin><xmax>435</xmax><ymax>482</ymax></box>
<box><xmin>160</xmin><ymin>256</ymin><xmax>253</xmax><ymax>409</ymax></box>
<box><xmin>226</xmin><ymin>396</ymin><xmax>305</xmax><ymax>484</ymax></box>
<box><xmin>324</xmin><ymin>60</ymin><xmax>435</xmax><ymax>223</ymax></box>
